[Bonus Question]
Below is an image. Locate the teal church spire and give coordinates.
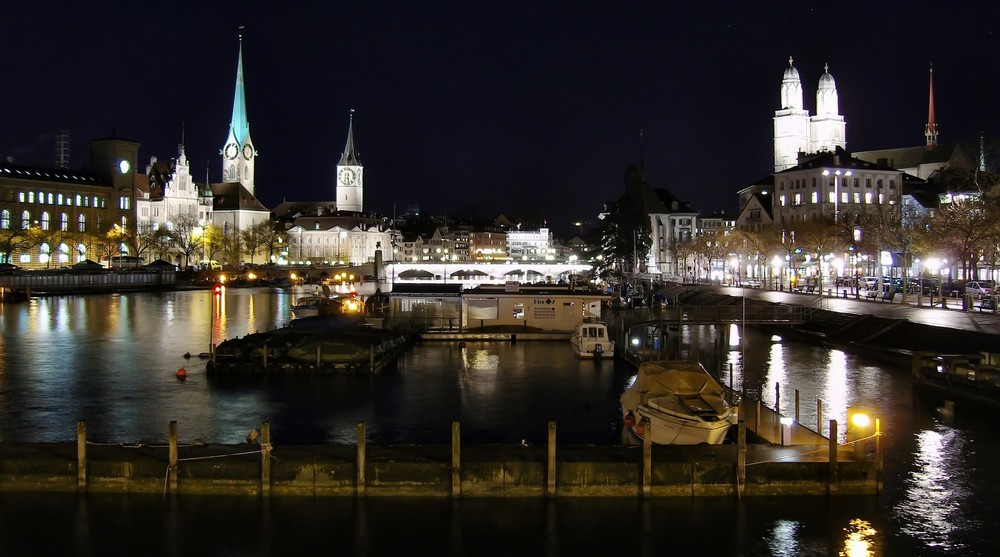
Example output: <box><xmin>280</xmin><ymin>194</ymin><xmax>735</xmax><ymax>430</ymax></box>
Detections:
<box><xmin>230</xmin><ymin>33</ymin><xmax>250</xmax><ymax>146</ymax></box>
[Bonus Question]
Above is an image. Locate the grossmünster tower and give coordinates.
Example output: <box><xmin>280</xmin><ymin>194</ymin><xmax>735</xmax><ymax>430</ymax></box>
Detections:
<box><xmin>221</xmin><ymin>34</ymin><xmax>257</xmax><ymax>195</ymax></box>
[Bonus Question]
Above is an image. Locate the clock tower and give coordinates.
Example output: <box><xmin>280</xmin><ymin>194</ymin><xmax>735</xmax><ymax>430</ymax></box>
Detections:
<box><xmin>221</xmin><ymin>33</ymin><xmax>256</xmax><ymax>194</ymax></box>
<box><xmin>336</xmin><ymin>110</ymin><xmax>363</xmax><ymax>212</ymax></box>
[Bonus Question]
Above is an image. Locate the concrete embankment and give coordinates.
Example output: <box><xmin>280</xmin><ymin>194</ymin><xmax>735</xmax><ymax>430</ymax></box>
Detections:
<box><xmin>0</xmin><ymin>423</ymin><xmax>878</xmax><ymax>498</ymax></box>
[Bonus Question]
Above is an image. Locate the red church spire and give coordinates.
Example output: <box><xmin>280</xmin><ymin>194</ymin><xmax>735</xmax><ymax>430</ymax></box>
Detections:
<box><xmin>925</xmin><ymin>63</ymin><xmax>939</xmax><ymax>149</ymax></box>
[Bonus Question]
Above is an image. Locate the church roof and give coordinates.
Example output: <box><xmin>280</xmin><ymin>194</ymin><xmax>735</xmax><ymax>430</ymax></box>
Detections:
<box><xmin>818</xmin><ymin>64</ymin><xmax>836</xmax><ymax>89</ymax></box>
<box><xmin>853</xmin><ymin>144</ymin><xmax>960</xmax><ymax>170</ymax></box>
<box><xmin>210</xmin><ymin>182</ymin><xmax>269</xmax><ymax>211</ymax></box>
<box><xmin>0</xmin><ymin>161</ymin><xmax>108</xmax><ymax>187</ymax></box>
<box><xmin>783</xmin><ymin>56</ymin><xmax>800</xmax><ymax>81</ymax></box>
<box><xmin>652</xmin><ymin>188</ymin><xmax>697</xmax><ymax>214</ymax></box>
<box><xmin>339</xmin><ymin>111</ymin><xmax>360</xmax><ymax>166</ymax></box>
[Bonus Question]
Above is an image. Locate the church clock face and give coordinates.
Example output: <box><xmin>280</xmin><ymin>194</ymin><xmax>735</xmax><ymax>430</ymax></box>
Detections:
<box><xmin>243</xmin><ymin>144</ymin><xmax>253</xmax><ymax>160</ymax></box>
<box><xmin>338</xmin><ymin>168</ymin><xmax>357</xmax><ymax>185</ymax></box>
<box><xmin>224</xmin><ymin>143</ymin><xmax>238</xmax><ymax>160</ymax></box>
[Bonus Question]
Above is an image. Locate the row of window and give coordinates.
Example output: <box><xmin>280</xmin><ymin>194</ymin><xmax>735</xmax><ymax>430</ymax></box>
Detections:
<box><xmin>779</xmin><ymin>191</ymin><xmax>896</xmax><ymax>206</ymax></box>
<box><xmin>0</xmin><ymin>209</ymin><xmax>128</xmax><ymax>233</ymax></box>
<box><xmin>12</xmin><ymin>190</ymin><xmax>109</xmax><ymax>208</ymax></box>
<box><xmin>780</xmin><ymin>177</ymin><xmax>896</xmax><ymax>190</ymax></box>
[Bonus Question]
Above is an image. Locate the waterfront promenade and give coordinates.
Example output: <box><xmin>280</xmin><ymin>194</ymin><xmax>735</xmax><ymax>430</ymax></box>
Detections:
<box><xmin>707</xmin><ymin>284</ymin><xmax>1000</xmax><ymax>337</ymax></box>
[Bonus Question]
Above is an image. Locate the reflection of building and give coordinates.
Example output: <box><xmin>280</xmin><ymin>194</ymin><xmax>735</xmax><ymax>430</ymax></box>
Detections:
<box><xmin>0</xmin><ymin>137</ymin><xmax>138</xmax><ymax>268</ymax></box>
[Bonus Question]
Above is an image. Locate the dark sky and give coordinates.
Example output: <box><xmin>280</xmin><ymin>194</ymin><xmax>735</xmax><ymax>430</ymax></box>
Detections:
<box><xmin>2</xmin><ymin>1</ymin><xmax>999</xmax><ymax>235</ymax></box>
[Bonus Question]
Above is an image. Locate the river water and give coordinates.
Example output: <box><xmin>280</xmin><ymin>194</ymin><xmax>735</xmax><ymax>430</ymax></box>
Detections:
<box><xmin>0</xmin><ymin>287</ymin><xmax>996</xmax><ymax>556</ymax></box>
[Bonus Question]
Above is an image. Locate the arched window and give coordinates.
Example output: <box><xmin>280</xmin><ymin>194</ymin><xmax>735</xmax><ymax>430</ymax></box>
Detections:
<box><xmin>60</xmin><ymin>213</ymin><xmax>69</xmax><ymax>232</ymax></box>
<box><xmin>41</xmin><ymin>212</ymin><xmax>50</xmax><ymax>230</ymax></box>
<box><xmin>0</xmin><ymin>209</ymin><xmax>9</xmax><ymax>229</ymax></box>
<box><xmin>20</xmin><ymin>210</ymin><xmax>30</xmax><ymax>229</ymax></box>
<box><xmin>77</xmin><ymin>213</ymin><xmax>86</xmax><ymax>232</ymax></box>
<box><xmin>75</xmin><ymin>194</ymin><xmax>83</xmax><ymax>206</ymax></box>
<box><xmin>39</xmin><ymin>243</ymin><xmax>50</xmax><ymax>265</ymax></box>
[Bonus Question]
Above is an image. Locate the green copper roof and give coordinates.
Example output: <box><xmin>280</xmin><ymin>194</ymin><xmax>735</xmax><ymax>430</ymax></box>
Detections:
<box><xmin>229</xmin><ymin>39</ymin><xmax>250</xmax><ymax>145</ymax></box>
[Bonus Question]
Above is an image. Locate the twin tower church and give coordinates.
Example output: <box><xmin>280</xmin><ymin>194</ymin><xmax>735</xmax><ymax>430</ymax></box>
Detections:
<box><xmin>773</xmin><ymin>57</ymin><xmax>847</xmax><ymax>172</ymax></box>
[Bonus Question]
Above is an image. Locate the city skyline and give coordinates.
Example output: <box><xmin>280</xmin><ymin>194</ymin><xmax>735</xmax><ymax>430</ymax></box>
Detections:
<box><xmin>2</xmin><ymin>1</ymin><xmax>998</xmax><ymax>231</ymax></box>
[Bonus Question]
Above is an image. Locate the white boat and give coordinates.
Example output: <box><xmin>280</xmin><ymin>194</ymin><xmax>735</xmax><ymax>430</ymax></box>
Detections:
<box><xmin>570</xmin><ymin>319</ymin><xmax>615</xmax><ymax>358</ymax></box>
<box><xmin>290</xmin><ymin>295</ymin><xmax>326</xmax><ymax>318</ymax></box>
<box><xmin>620</xmin><ymin>361</ymin><xmax>736</xmax><ymax>445</ymax></box>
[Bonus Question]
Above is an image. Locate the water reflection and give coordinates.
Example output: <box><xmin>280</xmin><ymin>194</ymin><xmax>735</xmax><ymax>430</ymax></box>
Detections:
<box><xmin>896</xmin><ymin>426</ymin><xmax>975</xmax><ymax>553</ymax></box>
<box><xmin>840</xmin><ymin>518</ymin><xmax>877</xmax><ymax>557</ymax></box>
<box><xmin>768</xmin><ymin>519</ymin><xmax>800</xmax><ymax>556</ymax></box>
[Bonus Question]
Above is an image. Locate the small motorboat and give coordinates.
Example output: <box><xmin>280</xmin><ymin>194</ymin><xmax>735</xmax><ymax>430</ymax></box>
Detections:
<box><xmin>291</xmin><ymin>295</ymin><xmax>327</xmax><ymax>318</ymax></box>
<box><xmin>620</xmin><ymin>361</ymin><xmax>736</xmax><ymax>445</ymax></box>
<box><xmin>570</xmin><ymin>319</ymin><xmax>615</xmax><ymax>359</ymax></box>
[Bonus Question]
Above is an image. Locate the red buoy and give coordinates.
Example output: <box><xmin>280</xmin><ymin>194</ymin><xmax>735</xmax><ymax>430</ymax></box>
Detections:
<box><xmin>176</xmin><ymin>367</ymin><xmax>187</xmax><ymax>380</ymax></box>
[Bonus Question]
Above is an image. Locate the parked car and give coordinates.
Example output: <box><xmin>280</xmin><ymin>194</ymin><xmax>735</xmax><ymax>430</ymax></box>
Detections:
<box><xmin>908</xmin><ymin>278</ymin><xmax>940</xmax><ymax>295</ymax></box>
<box><xmin>965</xmin><ymin>280</ymin><xmax>994</xmax><ymax>299</ymax></box>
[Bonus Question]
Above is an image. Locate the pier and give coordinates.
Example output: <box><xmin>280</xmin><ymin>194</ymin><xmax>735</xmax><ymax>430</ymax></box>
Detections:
<box><xmin>0</xmin><ymin>419</ymin><xmax>880</xmax><ymax>498</ymax></box>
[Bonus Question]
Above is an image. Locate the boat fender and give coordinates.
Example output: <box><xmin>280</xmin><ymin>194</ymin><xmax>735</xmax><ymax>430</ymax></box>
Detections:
<box><xmin>175</xmin><ymin>367</ymin><xmax>187</xmax><ymax>380</ymax></box>
<box><xmin>623</xmin><ymin>411</ymin><xmax>636</xmax><ymax>429</ymax></box>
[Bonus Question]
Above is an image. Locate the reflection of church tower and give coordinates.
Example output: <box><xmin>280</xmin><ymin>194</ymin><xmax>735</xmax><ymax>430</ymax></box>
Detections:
<box><xmin>336</xmin><ymin>110</ymin><xmax>363</xmax><ymax>212</ymax></box>
<box><xmin>773</xmin><ymin>57</ymin><xmax>810</xmax><ymax>171</ymax></box>
<box><xmin>221</xmin><ymin>33</ymin><xmax>256</xmax><ymax>194</ymax></box>
<box><xmin>925</xmin><ymin>63</ymin><xmax>939</xmax><ymax>149</ymax></box>
<box><xmin>810</xmin><ymin>63</ymin><xmax>846</xmax><ymax>153</ymax></box>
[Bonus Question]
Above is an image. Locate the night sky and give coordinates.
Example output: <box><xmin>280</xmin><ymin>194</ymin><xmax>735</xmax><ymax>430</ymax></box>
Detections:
<box><xmin>2</xmin><ymin>1</ymin><xmax>999</xmax><ymax>235</ymax></box>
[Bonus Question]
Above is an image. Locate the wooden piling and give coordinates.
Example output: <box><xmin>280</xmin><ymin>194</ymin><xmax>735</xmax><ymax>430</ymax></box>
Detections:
<box><xmin>794</xmin><ymin>389</ymin><xmax>800</xmax><ymax>422</ymax></box>
<box><xmin>642</xmin><ymin>417</ymin><xmax>652</xmax><ymax>497</ymax></box>
<box><xmin>737</xmin><ymin>420</ymin><xmax>746</xmax><ymax>499</ymax></box>
<box><xmin>168</xmin><ymin>420</ymin><xmax>178</xmax><ymax>493</ymax></box>
<box><xmin>76</xmin><ymin>420</ymin><xmax>87</xmax><ymax>491</ymax></box>
<box><xmin>828</xmin><ymin>419</ymin><xmax>838</xmax><ymax>494</ymax></box>
<box><xmin>546</xmin><ymin>421</ymin><xmax>556</xmax><ymax>497</ymax></box>
<box><xmin>817</xmin><ymin>399</ymin><xmax>823</xmax><ymax>436</ymax></box>
<box><xmin>875</xmin><ymin>418</ymin><xmax>883</xmax><ymax>494</ymax></box>
<box><xmin>261</xmin><ymin>421</ymin><xmax>271</xmax><ymax>496</ymax></box>
<box><xmin>451</xmin><ymin>421</ymin><xmax>461</xmax><ymax>498</ymax></box>
<box><xmin>357</xmin><ymin>422</ymin><xmax>366</xmax><ymax>497</ymax></box>
<box><xmin>316</xmin><ymin>345</ymin><xmax>321</xmax><ymax>367</ymax></box>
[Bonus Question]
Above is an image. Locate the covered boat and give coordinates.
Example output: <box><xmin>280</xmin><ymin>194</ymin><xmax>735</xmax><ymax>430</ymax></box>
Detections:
<box><xmin>620</xmin><ymin>361</ymin><xmax>736</xmax><ymax>445</ymax></box>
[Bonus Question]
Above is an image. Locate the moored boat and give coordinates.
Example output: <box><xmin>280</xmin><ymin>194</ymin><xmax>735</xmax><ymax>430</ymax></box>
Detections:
<box><xmin>570</xmin><ymin>319</ymin><xmax>615</xmax><ymax>358</ymax></box>
<box><xmin>620</xmin><ymin>360</ymin><xmax>736</xmax><ymax>445</ymax></box>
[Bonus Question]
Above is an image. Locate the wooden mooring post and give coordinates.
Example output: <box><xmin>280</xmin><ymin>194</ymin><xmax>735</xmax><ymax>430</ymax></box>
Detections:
<box><xmin>76</xmin><ymin>420</ymin><xmax>87</xmax><ymax>491</ymax></box>
<box><xmin>168</xmin><ymin>420</ymin><xmax>178</xmax><ymax>493</ymax></box>
<box><xmin>737</xmin><ymin>420</ymin><xmax>746</xmax><ymax>498</ymax></box>
<box><xmin>357</xmin><ymin>422</ymin><xmax>366</xmax><ymax>497</ymax></box>
<box><xmin>642</xmin><ymin>417</ymin><xmax>652</xmax><ymax>497</ymax></box>
<box><xmin>261</xmin><ymin>421</ymin><xmax>271</xmax><ymax>496</ymax></box>
<box><xmin>451</xmin><ymin>421</ymin><xmax>461</xmax><ymax>497</ymax></box>
<box><xmin>546</xmin><ymin>421</ymin><xmax>557</xmax><ymax>497</ymax></box>
<box><xmin>828</xmin><ymin>419</ymin><xmax>838</xmax><ymax>494</ymax></box>
<box><xmin>817</xmin><ymin>399</ymin><xmax>824</xmax><ymax>437</ymax></box>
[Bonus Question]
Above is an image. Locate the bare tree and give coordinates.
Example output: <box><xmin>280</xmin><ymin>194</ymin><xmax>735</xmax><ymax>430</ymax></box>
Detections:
<box><xmin>170</xmin><ymin>215</ymin><xmax>201</xmax><ymax>269</ymax></box>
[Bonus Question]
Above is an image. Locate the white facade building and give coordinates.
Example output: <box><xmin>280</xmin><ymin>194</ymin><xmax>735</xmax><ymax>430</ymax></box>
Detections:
<box><xmin>507</xmin><ymin>227</ymin><xmax>554</xmax><ymax>261</ymax></box>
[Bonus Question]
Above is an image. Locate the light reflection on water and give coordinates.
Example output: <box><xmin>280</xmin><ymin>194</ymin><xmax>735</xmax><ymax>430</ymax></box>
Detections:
<box><xmin>895</xmin><ymin>427</ymin><xmax>976</xmax><ymax>553</ymax></box>
<box><xmin>1</xmin><ymin>290</ymin><xmax>998</xmax><ymax>554</ymax></box>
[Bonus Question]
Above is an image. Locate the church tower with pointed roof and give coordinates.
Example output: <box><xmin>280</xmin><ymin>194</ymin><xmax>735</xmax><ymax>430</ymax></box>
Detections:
<box><xmin>221</xmin><ymin>32</ymin><xmax>256</xmax><ymax>195</ymax></box>
<box><xmin>335</xmin><ymin>110</ymin><xmax>363</xmax><ymax>212</ymax></box>
<box><xmin>925</xmin><ymin>63</ymin><xmax>939</xmax><ymax>149</ymax></box>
